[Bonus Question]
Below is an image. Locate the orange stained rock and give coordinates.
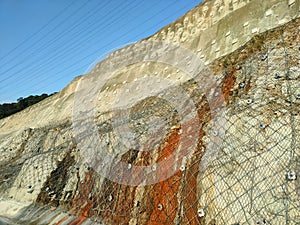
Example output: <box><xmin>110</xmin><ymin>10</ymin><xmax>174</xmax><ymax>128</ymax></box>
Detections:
<box><xmin>222</xmin><ymin>71</ymin><xmax>236</xmax><ymax>104</ymax></box>
<box><xmin>147</xmin><ymin>129</ymin><xmax>182</xmax><ymax>225</ymax></box>
<box><xmin>69</xmin><ymin>216</ymin><xmax>87</xmax><ymax>225</ymax></box>
<box><xmin>55</xmin><ymin>216</ymin><xmax>68</xmax><ymax>225</ymax></box>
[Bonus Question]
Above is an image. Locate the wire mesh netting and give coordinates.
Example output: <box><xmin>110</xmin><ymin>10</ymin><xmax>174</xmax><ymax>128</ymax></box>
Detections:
<box><xmin>0</xmin><ymin>12</ymin><xmax>299</xmax><ymax>225</ymax></box>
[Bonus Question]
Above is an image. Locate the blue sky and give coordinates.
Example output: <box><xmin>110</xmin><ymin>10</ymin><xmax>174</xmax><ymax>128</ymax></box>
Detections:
<box><xmin>0</xmin><ymin>0</ymin><xmax>201</xmax><ymax>103</ymax></box>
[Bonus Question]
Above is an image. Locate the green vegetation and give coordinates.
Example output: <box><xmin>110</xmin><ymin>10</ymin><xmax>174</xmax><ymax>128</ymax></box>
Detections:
<box><xmin>0</xmin><ymin>93</ymin><xmax>55</xmax><ymax>119</ymax></box>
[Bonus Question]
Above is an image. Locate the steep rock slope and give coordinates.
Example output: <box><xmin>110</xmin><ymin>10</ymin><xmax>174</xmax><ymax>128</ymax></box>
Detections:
<box><xmin>0</xmin><ymin>0</ymin><xmax>299</xmax><ymax>224</ymax></box>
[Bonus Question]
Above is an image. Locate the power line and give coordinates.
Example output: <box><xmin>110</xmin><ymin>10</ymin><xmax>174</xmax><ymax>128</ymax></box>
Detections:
<box><xmin>0</xmin><ymin>0</ymin><xmax>80</xmax><ymax>63</ymax></box>
<box><xmin>0</xmin><ymin>0</ymin><xmax>148</xmax><ymax>89</ymax></box>
<box><xmin>8</xmin><ymin>1</ymin><xmax>198</xmax><ymax>97</ymax></box>
<box><xmin>5</xmin><ymin>1</ymin><xmax>197</xmax><ymax>97</ymax></box>
<box><xmin>0</xmin><ymin>0</ymin><xmax>96</xmax><ymax>78</ymax></box>
<box><xmin>0</xmin><ymin>0</ymin><xmax>141</xmax><ymax>85</ymax></box>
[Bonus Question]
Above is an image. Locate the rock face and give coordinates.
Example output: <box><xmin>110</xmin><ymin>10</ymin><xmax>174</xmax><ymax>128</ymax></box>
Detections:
<box><xmin>0</xmin><ymin>0</ymin><xmax>299</xmax><ymax>224</ymax></box>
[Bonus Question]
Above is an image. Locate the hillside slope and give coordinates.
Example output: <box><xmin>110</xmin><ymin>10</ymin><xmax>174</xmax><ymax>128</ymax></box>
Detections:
<box><xmin>0</xmin><ymin>0</ymin><xmax>299</xmax><ymax>224</ymax></box>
